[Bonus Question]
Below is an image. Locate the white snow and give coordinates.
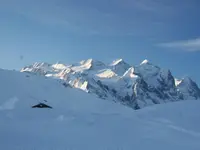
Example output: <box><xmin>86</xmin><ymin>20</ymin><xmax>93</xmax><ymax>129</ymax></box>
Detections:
<box><xmin>0</xmin><ymin>69</ymin><xmax>200</xmax><ymax>150</ymax></box>
<box><xmin>20</xmin><ymin>59</ymin><xmax>200</xmax><ymax>109</ymax></box>
<box><xmin>0</xmin><ymin>97</ymin><xmax>19</xmax><ymax>110</ymax></box>
<box><xmin>175</xmin><ymin>78</ymin><xmax>182</xmax><ymax>86</ymax></box>
<box><xmin>109</xmin><ymin>59</ymin><xmax>130</xmax><ymax>76</ymax></box>
<box><xmin>96</xmin><ymin>69</ymin><xmax>117</xmax><ymax>78</ymax></box>
<box><xmin>123</xmin><ymin>67</ymin><xmax>137</xmax><ymax>78</ymax></box>
<box><xmin>110</xmin><ymin>58</ymin><xmax>124</xmax><ymax>66</ymax></box>
<box><xmin>52</xmin><ymin>63</ymin><xmax>68</xmax><ymax>70</ymax></box>
<box><xmin>136</xmin><ymin>60</ymin><xmax>160</xmax><ymax>79</ymax></box>
<box><xmin>140</xmin><ymin>59</ymin><xmax>149</xmax><ymax>65</ymax></box>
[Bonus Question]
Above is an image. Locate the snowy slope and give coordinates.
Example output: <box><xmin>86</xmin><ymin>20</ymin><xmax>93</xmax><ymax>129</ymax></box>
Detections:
<box><xmin>176</xmin><ymin>77</ymin><xmax>200</xmax><ymax>99</ymax></box>
<box><xmin>21</xmin><ymin>59</ymin><xmax>200</xmax><ymax>109</ymax></box>
<box><xmin>0</xmin><ymin>69</ymin><xmax>200</xmax><ymax>150</ymax></box>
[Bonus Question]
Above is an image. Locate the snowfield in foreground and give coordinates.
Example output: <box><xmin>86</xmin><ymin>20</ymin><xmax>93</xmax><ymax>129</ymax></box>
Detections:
<box><xmin>0</xmin><ymin>69</ymin><xmax>200</xmax><ymax>150</ymax></box>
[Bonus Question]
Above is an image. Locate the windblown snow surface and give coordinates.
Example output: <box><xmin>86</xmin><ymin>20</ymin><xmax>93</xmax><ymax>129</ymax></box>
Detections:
<box><xmin>0</xmin><ymin>69</ymin><xmax>200</xmax><ymax>150</ymax></box>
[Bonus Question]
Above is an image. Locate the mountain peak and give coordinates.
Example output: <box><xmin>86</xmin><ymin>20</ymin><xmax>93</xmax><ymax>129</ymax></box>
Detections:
<box><xmin>177</xmin><ymin>77</ymin><xmax>200</xmax><ymax>99</ymax></box>
<box><xmin>110</xmin><ymin>58</ymin><xmax>125</xmax><ymax>66</ymax></box>
<box><xmin>123</xmin><ymin>67</ymin><xmax>137</xmax><ymax>78</ymax></box>
<box><xmin>140</xmin><ymin>59</ymin><xmax>150</xmax><ymax>65</ymax></box>
<box><xmin>176</xmin><ymin>76</ymin><xmax>194</xmax><ymax>86</ymax></box>
<box><xmin>79</xmin><ymin>58</ymin><xmax>105</xmax><ymax>70</ymax></box>
<box><xmin>109</xmin><ymin>59</ymin><xmax>130</xmax><ymax>76</ymax></box>
<box><xmin>80</xmin><ymin>58</ymin><xmax>93</xmax><ymax>65</ymax></box>
<box><xmin>179</xmin><ymin>77</ymin><xmax>199</xmax><ymax>87</ymax></box>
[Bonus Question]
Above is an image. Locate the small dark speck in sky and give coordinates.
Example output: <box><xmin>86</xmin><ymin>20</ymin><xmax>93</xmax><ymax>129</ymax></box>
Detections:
<box><xmin>19</xmin><ymin>55</ymin><xmax>24</xmax><ymax>60</ymax></box>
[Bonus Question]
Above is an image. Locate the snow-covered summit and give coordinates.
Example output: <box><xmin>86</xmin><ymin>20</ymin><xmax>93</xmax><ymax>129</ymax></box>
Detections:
<box><xmin>110</xmin><ymin>58</ymin><xmax>125</xmax><ymax>66</ymax></box>
<box><xmin>21</xmin><ymin>58</ymin><xmax>200</xmax><ymax>109</ymax></box>
<box><xmin>109</xmin><ymin>59</ymin><xmax>130</xmax><ymax>76</ymax></box>
<box><xmin>140</xmin><ymin>59</ymin><xmax>150</xmax><ymax>65</ymax></box>
<box><xmin>136</xmin><ymin>59</ymin><xmax>160</xmax><ymax>77</ymax></box>
<box><xmin>176</xmin><ymin>77</ymin><xmax>200</xmax><ymax>100</ymax></box>
<box><xmin>79</xmin><ymin>58</ymin><xmax>105</xmax><ymax>69</ymax></box>
<box><xmin>123</xmin><ymin>67</ymin><xmax>137</xmax><ymax>78</ymax></box>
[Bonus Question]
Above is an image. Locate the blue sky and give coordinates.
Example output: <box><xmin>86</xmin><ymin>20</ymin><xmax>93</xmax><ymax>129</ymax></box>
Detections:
<box><xmin>0</xmin><ymin>0</ymin><xmax>200</xmax><ymax>83</ymax></box>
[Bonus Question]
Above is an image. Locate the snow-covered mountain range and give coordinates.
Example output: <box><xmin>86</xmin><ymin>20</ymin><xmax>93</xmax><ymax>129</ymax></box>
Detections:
<box><xmin>0</xmin><ymin>68</ymin><xmax>200</xmax><ymax>150</ymax></box>
<box><xmin>21</xmin><ymin>58</ymin><xmax>200</xmax><ymax>109</ymax></box>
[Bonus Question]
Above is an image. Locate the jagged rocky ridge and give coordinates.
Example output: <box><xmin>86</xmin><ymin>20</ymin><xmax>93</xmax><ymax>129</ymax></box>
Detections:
<box><xmin>21</xmin><ymin>59</ymin><xmax>200</xmax><ymax>109</ymax></box>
